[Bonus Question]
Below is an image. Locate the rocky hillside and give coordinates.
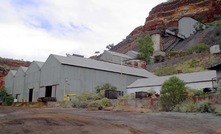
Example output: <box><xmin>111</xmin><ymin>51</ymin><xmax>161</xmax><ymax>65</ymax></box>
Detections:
<box><xmin>0</xmin><ymin>57</ymin><xmax>30</xmax><ymax>88</ymax></box>
<box><xmin>110</xmin><ymin>0</ymin><xmax>221</xmax><ymax>53</ymax></box>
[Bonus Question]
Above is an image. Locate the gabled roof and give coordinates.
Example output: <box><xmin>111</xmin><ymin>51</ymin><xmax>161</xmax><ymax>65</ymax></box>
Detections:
<box><xmin>21</xmin><ymin>67</ymin><xmax>28</xmax><ymax>72</ymax></box>
<box><xmin>10</xmin><ymin>70</ymin><xmax>17</xmax><ymax>76</ymax></box>
<box><xmin>105</xmin><ymin>50</ymin><xmax>132</xmax><ymax>59</ymax></box>
<box><xmin>127</xmin><ymin>71</ymin><xmax>216</xmax><ymax>88</ymax></box>
<box><xmin>34</xmin><ymin>61</ymin><xmax>44</xmax><ymax>68</ymax></box>
<box><xmin>52</xmin><ymin>54</ymin><xmax>155</xmax><ymax>78</ymax></box>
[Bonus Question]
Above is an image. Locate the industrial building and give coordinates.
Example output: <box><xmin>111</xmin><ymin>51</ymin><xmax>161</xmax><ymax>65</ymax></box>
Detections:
<box><xmin>127</xmin><ymin>71</ymin><xmax>216</xmax><ymax>94</ymax></box>
<box><xmin>5</xmin><ymin>54</ymin><xmax>155</xmax><ymax>102</ymax></box>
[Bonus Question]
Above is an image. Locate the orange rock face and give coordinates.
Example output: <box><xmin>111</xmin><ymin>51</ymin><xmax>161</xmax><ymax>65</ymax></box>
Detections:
<box><xmin>144</xmin><ymin>0</ymin><xmax>218</xmax><ymax>31</ymax></box>
<box><xmin>111</xmin><ymin>0</ymin><xmax>221</xmax><ymax>53</ymax></box>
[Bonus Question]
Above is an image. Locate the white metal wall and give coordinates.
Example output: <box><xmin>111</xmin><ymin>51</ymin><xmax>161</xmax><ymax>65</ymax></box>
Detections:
<box><xmin>13</xmin><ymin>68</ymin><xmax>26</xmax><ymax>101</ymax></box>
<box><xmin>24</xmin><ymin>62</ymin><xmax>41</xmax><ymax>102</ymax></box>
<box><xmin>127</xmin><ymin>81</ymin><xmax>214</xmax><ymax>94</ymax></box>
<box><xmin>4</xmin><ymin>71</ymin><xmax>15</xmax><ymax>95</ymax></box>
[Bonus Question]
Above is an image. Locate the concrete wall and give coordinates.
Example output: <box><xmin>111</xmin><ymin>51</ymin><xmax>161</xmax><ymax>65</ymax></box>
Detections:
<box><xmin>13</xmin><ymin>68</ymin><xmax>26</xmax><ymax>101</ymax></box>
<box><xmin>4</xmin><ymin>71</ymin><xmax>15</xmax><ymax>95</ymax></box>
<box><xmin>24</xmin><ymin>62</ymin><xmax>41</xmax><ymax>102</ymax></box>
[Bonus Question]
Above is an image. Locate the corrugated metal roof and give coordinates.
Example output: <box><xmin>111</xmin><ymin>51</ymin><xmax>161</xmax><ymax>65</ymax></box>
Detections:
<box><xmin>106</xmin><ymin>51</ymin><xmax>132</xmax><ymax>59</ymax></box>
<box><xmin>34</xmin><ymin>61</ymin><xmax>44</xmax><ymax>68</ymax></box>
<box><xmin>127</xmin><ymin>71</ymin><xmax>216</xmax><ymax>88</ymax></box>
<box><xmin>52</xmin><ymin>54</ymin><xmax>155</xmax><ymax>78</ymax></box>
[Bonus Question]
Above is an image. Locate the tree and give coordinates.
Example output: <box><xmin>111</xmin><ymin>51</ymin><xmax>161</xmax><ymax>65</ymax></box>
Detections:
<box><xmin>160</xmin><ymin>76</ymin><xmax>187</xmax><ymax>111</ymax></box>
<box><xmin>137</xmin><ymin>34</ymin><xmax>154</xmax><ymax>62</ymax></box>
<box><xmin>95</xmin><ymin>83</ymin><xmax>117</xmax><ymax>93</ymax></box>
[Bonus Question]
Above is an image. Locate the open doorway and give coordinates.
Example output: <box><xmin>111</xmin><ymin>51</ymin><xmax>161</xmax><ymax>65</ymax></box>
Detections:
<box><xmin>45</xmin><ymin>86</ymin><xmax>52</xmax><ymax>97</ymax></box>
<box><xmin>29</xmin><ymin>89</ymin><xmax>33</xmax><ymax>102</ymax></box>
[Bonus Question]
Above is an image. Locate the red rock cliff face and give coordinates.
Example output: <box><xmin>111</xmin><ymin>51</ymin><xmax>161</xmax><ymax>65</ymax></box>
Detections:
<box><xmin>111</xmin><ymin>0</ymin><xmax>221</xmax><ymax>53</ymax></box>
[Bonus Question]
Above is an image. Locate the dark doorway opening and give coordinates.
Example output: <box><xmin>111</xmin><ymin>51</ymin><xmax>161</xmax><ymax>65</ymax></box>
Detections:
<box><xmin>45</xmin><ymin>86</ymin><xmax>52</xmax><ymax>97</ymax></box>
<box><xmin>29</xmin><ymin>89</ymin><xmax>33</xmax><ymax>102</ymax></box>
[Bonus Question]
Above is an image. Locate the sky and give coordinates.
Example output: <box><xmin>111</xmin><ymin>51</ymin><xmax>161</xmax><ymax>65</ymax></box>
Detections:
<box><xmin>0</xmin><ymin>0</ymin><xmax>166</xmax><ymax>62</ymax></box>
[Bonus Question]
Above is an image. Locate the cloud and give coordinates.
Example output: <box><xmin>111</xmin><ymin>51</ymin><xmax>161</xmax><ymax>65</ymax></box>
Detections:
<box><xmin>0</xmin><ymin>0</ymin><xmax>166</xmax><ymax>61</ymax></box>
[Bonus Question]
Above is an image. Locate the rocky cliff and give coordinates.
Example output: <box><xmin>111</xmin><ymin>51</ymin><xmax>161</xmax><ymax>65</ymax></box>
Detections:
<box><xmin>110</xmin><ymin>0</ymin><xmax>221</xmax><ymax>53</ymax></box>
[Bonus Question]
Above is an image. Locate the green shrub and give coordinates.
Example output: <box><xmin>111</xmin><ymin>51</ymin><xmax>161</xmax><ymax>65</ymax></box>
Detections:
<box><xmin>119</xmin><ymin>95</ymin><xmax>131</xmax><ymax>100</ymax></box>
<box><xmin>160</xmin><ymin>76</ymin><xmax>187</xmax><ymax>111</ymax></box>
<box><xmin>197</xmin><ymin>100</ymin><xmax>215</xmax><ymax>113</ymax></box>
<box><xmin>88</xmin><ymin>100</ymin><xmax>102</xmax><ymax>108</ymax></box>
<box><xmin>215</xmin><ymin>106</ymin><xmax>221</xmax><ymax>116</ymax></box>
<box><xmin>100</xmin><ymin>98</ymin><xmax>112</xmax><ymax>107</ymax></box>
<box><xmin>0</xmin><ymin>87</ymin><xmax>14</xmax><ymax>106</ymax></box>
<box><xmin>186</xmin><ymin>43</ymin><xmax>209</xmax><ymax>54</ymax></box>
<box><xmin>193</xmin><ymin>89</ymin><xmax>205</xmax><ymax>96</ymax></box>
<box><xmin>96</xmin><ymin>83</ymin><xmax>117</xmax><ymax>93</ymax></box>
<box><xmin>4</xmin><ymin>96</ymin><xmax>14</xmax><ymax>105</ymax></box>
<box><xmin>175</xmin><ymin>98</ymin><xmax>198</xmax><ymax>112</ymax></box>
<box><xmin>72</xmin><ymin>92</ymin><xmax>100</xmax><ymax>108</ymax></box>
<box><xmin>152</xmin><ymin>65</ymin><xmax>176</xmax><ymax>76</ymax></box>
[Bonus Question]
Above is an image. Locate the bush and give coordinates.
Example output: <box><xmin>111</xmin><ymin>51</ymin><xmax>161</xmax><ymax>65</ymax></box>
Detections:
<box><xmin>193</xmin><ymin>89</ymin><xmax>205</xmax><ymax>96</ymax></box>
<box><xmin>88</xmin><ymin>100</ymin><xmax>102</xmax><ymax>109</ymax></box>
<box><xmin>215</xmin><ymin>106</ymin><xmax>221</xmax><ymax>116</ymax></box>
<box><xmin>160</xmin><ymin>76</ymin><xmax>187</xmax><ymax>111</ymax></box>
<box><xmin>96</xmin><ymin>83</ymin><xmax>117</xmax><ymax>93</ymax></box>
<box><xmin>152</xmin><ymin>65</ymin><xmax>176</xmax><ymax>76</ymax></box>
<box><xmin>174</xmin><ymin>98</ymin><xmax>198</xmax><ymax>112</ymax></box>
<box><xmin>197</xmin><ymin>100</ymin><xmax>215</xmax><ymax>113</ymax></box>
<box><xmin>72</xmin><ymin>92</ymin><xmax>100</xmax><ymax>108</ymax></box>
<box><xmin>4</xmin><ymin>95</ymin><xmax>14</xmax><ymax>105</ymax></box>
<box><xmin>0</xmin><ymin>87</ymin><xmax>14</xmax><ymax>106</ymax></box>
<box><xmin>186</xmin><ymin>43</ymin><xmax>209</xmax><ymax>54</ymax></box>
<box><xmin>100</xmin><ymin>98</ymin><xmax>112</xmax><ymax>107</ymax></box>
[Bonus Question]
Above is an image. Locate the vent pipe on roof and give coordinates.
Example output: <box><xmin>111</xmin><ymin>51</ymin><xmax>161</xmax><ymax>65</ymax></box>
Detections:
<box><xmin>66</xmin><ymin>53</ymin><xmax>84</xmax><ymax>58</ymax></box>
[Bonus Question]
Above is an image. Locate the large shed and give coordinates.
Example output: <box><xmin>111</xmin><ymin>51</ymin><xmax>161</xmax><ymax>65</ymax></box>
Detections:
<box><xmin>24</xmin><ymin>61</ymin><xmax>44</xmax><ymax>102</ymax></box>
<box><xmin>40</xmin><ymin>54</ymin><xmax>155</xmax><ymax>101</ymax></box>
<box><xmin>127</xmin><ymin>71</ymin><xmax>216</xmax><ymax>94</ymax></box>
<box><xmin>4</xmin><ymin>70</ymin><xmax>17</xmax><ymax>95</ymax></box>
<box><xmin>13</xmin><ymin>67</ymin><xmax>28</xmax><ymax>101</ymax></box>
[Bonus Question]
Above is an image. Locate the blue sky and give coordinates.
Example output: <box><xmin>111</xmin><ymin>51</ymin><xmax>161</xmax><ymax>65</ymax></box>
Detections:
<box><xmin>0</xmin><ymin>0</ymin><xmax>166</xmax><ymax>61</ymax></box>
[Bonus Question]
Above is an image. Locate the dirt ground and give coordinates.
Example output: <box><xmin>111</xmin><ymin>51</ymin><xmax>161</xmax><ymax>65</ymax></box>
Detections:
<box><xmin>0</xmin><ymin>107</ymin><xmax>221</xmax><ymax>134</ymax></box>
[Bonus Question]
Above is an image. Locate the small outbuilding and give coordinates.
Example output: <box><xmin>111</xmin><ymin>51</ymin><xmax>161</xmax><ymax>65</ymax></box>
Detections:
<box><xmin>127</xmin><ymin>71</ymin><xmax>216</xmax><ymax>94</ymax></box>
